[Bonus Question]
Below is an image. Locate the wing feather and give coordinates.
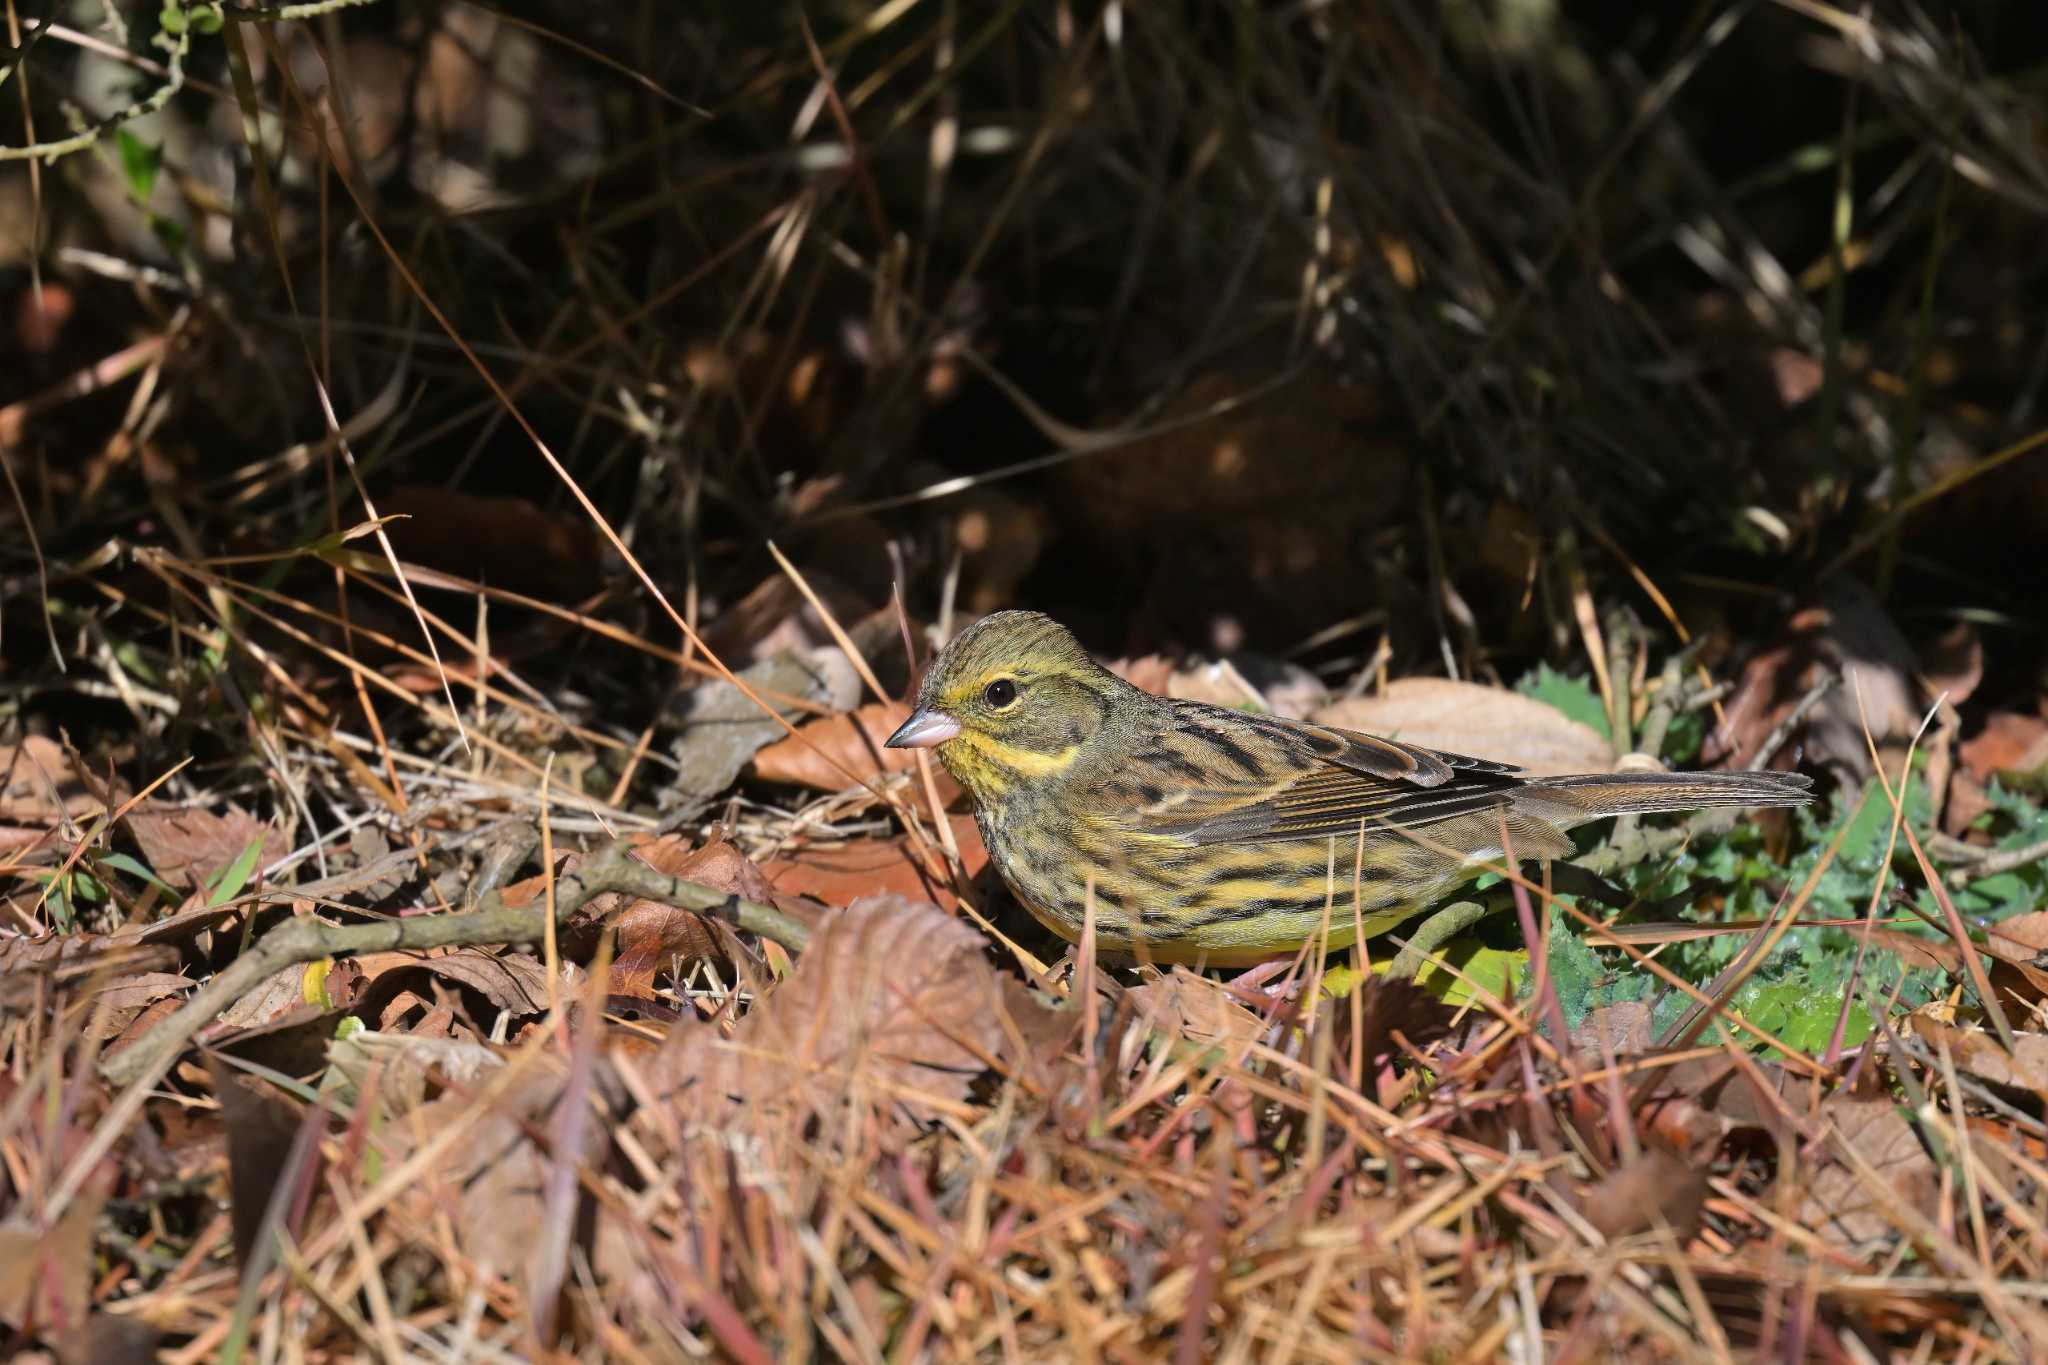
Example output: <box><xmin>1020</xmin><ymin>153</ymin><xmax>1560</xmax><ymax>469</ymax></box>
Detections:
<box><xmin>1126</xmin><ymin>705</ymin><xmax>1531</xmax><ymax>847</ymax></box>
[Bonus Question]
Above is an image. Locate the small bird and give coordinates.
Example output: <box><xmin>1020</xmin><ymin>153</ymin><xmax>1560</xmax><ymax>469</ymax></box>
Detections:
<box><xmin>886</xmin><ymin>611</ymin><xmax>1813</xmax><ymax>966</ymax></box>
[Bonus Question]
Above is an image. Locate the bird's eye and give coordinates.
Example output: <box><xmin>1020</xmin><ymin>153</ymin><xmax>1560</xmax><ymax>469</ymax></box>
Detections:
<box><xmin>983</xmin><ymin>678</ymin><xmax>1018</xmax><ymax>709</ymax></box>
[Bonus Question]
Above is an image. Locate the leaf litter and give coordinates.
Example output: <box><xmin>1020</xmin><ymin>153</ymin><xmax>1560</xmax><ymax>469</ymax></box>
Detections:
<box><xmin>10</xmin><ymin>619</ymin><xmax>2048</xmax><ymax>1361</ymax></box>
<box><xmin>5</xmin><ymin>5</ymin><xmax>2048</xmax><ymax>1359</ymax></box>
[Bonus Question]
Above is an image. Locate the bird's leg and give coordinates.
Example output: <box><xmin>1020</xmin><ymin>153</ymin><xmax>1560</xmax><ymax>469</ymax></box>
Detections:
<box><xmin>1384</xmin><ymin>900</ymin><xmax>1493</xmax><ymax>980</ymax></box>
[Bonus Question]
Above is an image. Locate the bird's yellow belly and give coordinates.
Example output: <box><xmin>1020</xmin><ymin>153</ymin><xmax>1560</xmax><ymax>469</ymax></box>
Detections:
<box><xmin>981</xmin><ymin>812</ymin><xmax>1448</xmax><ymax>966</ymax></box>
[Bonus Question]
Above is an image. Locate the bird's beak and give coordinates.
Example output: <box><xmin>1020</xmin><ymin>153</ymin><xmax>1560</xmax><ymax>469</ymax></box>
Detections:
<box><xmin>885</xmin><ymin>707</ymin><xmax>961</xmax><ymax>749</ymax></box>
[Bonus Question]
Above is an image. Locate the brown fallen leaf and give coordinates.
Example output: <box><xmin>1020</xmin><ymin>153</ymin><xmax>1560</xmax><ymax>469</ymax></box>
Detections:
<box><xmin>644</xmin><ymin>893</ymin><xmax>1062</xmax><ymax>1138</ymax></box>
<box><xmin>378</xmin><ymin>486</ymin><xmax>611</xmax><ymax>600</ymax></box>
<box><xmin>1914</xmin><ymin>1017</ymin><xmax>2048</xmax><ymax>1102</ymax></box>
<box><xmin>1570</xmin><ymin>1001</ymin><xmax>1655</xmax><ymax>1061</ymax></box>
<box><xmin>0</xmin><ymin>940</ymin><xmax>181</xmax><ymax>1012</ymax></box>
<box><xmin>0</xmin><ymin>1152</ymin><xmax>114</xmax><ymax>1342</ymax></box>
<box><xmin>1106</xmin><ymin>655</ymin><xmax>1176</xmax><ymax>695</ymax></box>
<box><xmin>1959</xmin><ymin>712</ymin><xmax>2048</xmax><ymax>790</ymax></box>
<box><xmin>1800</xmin><ymin>1097</ymin><xmax>1939</xmax><ymax>1248</ymax></box>
<box><xmin>1989</xmin><ymin>913</ymin><xmax>2048</xmax><ymax>954</ymax></box>
<box><xmin>1325</xmin><ymin>974</ymin><xmax>1456</xmax><ymax>1074</ymax></box>
<box><xmin>126</xmin><ymin>803</ymin><xmax>287</xmax><ymax>891</ymax></box>
<box><xmin>593</xmin><ymin>837</ymin><xmax>779</xmax><ymax>997</ymax></box>
<box><xmin>1918</xmin><ymin>621</ymin><xmax>1983</xmax><ymax>710</ymax></box>
<box><xmin>1314</xmin><ymin>678</ymin><xmax>1612</xmax><ymax>776</ymax></box>
<box><xmin>82</xmin><ymin>971</ymin><xmax>196</xmax><ymax>1041</ymax></box>
<box><xmin>760</xmin><ymin>817</ymin><xmax>987</xmax><ymax>912</ymax></box>
<box><xmin>1705</xmin><ymin>582</ymin><xmax>1924</xmax><ymax>779</ymax></box>
<box><xmin>214</xmin><ymin>962</ymin><xmax>325</xmax><ymax>1033</ymax></box>
<box><xmin>1108</xmin><ymin>654</ymin><xmax>1329</xmax><ymax>719</ymax></box>
<box><xmin>208</xmin><ymin>1057</ymin><xmax>315</xmax><ymax>1270</ymax></box>
<box><xmin>1979</xmin><ymin>915</ymin><xmax>2048</xmax><ymax>1008</ymax></box>
<box><xmin>323</xmin><ymin>1029</ymin><xmax>506</xmax><ymax>1114</ymax></box>
<box><xmin>1633</xmin><ymin>1055</ymin><xmax>1793</xmax><ymax>1154</ymax></box>
<box><xmin>385</xmin><ymin>1059</ymin><xmax>640</xmax><ymax>1317</ymax></box>
<box><xmin>1583</xmin><ymin>1149</ymin><xmax>1709</xmax><ymax>1243</ymax></box>
<box><xmin>1859</xmin><ymin>925</ymin><xmax>1963</xmax><ymax>975</ymax></box>
<box><xmin>1126</xmin><ymin>968</ymin><xmax>1267</xmax><ymax>1049</ymax></box>
<box><xmin>659</xmin><ymin>649</ymin><xmax>858</xmax><ymax>816</ymax></box>
<box><xmin>348</xmin><ymin>947</ymin><xmax>559</xmax><ymax>1017</ymax></box>
<box><xmin>0</xmin><ymin>735</ymin><xmax>111</xmax><ymax>823</ymax></box>
<box><xmin>752</xmin><ymin>700</ymin><xmax>961</xmax><ymax>802</ymax></box>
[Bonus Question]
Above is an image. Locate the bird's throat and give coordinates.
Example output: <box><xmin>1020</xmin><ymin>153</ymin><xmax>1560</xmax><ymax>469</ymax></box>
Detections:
<box><xmin>940</xmin><ymin>730</ymin><xmax>1084</xmax><ymax>799</ymax></box>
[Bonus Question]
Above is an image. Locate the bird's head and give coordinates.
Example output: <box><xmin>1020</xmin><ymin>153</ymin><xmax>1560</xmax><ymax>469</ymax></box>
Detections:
<box><xmin>886</xmin><ymin>610</ymin><xmax>1134</xmax><ymax>805</ymax></box>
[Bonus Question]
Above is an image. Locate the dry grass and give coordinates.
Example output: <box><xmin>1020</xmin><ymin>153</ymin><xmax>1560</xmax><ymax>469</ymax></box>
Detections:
<box><xmin>4</xmin><ymin>1</ymin><xmax>2048</xmax><ymax>1359</ymax></box>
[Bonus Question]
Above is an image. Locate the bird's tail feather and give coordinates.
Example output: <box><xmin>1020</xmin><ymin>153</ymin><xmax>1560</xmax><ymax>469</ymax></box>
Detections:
<box><xmin>1519</xmin><ymin>769</ymin><xmax>1813</xmax><ymax>825</ymax></box>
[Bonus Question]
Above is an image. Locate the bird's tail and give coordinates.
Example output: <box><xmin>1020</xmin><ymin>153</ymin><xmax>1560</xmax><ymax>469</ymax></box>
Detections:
<box><xmin>1515</xmin><ymin>769</ymin><xmax>1813</xmax><ymax>827</ymax></box>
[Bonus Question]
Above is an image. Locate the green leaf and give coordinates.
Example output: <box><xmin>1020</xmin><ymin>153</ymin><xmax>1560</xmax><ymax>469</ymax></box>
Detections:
<box><xmin>1516</xmin><ymin>663</ymin><xmax>1610</xmax><ymax>741</ymax></box>
<box><xmin>115</xmin><ymin>130</ymin><xmax>162</xmax><ymax>204</ymax></box>
<box><xmin>100</xmin><ymin>851</ymin><xmax>180</xmax><ymax>898</ymax></box>
<box><xmin>205</xmin><ymin>833</ymin><xmax>268</xmax><ymax>907</ymax></box>
<box><xmin>1733</xmin><ymin>975</ymin><xmax>1874</xmax><ymax>1057</ymax></box>
<box><xmin>148</xmin><ymin>214</ymin><xmax>187</xmax><ymax>255</ymax></box>
<box><xmin>1405</xmin><ymin>938</ymin><xmax>1526</xmax><ymax>1009</ymax></box>
<box><xmin>1663</xmin><ymin>708</ymin><xmax>1705</xmax><ymax>764</ymax></box>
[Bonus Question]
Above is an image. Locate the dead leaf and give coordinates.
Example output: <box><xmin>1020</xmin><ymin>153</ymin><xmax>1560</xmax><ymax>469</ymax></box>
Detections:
<box><xmin>1918</xmin><ymin>622</ymin><xmax>1982</xmax><ymax>709</ymax></box>
<box><xmin>349</xmin><ymin>947</ymin><xmax>559</xmax><ymax>1017</ymax></box>
<box><xmin>208</xmin><ymin>1057</ymin><xmax>315</xmax><ymax>1270</ymax></box>
<box><xmin>1914</xmin><ymin>1018</ymin><xmax>2048</xmax><ymax>1101</ymax></box>
<box><xmin>760</xmin><ymin>817</ymin><xmax>987</xmax><ymax>912</ymax></box>
<box><xmin>0</xmin><ymin>940</ymin><xmax>182</xmax><ymax>1012</ymax></box>
<box><xmin>378</xmin><ymin>486</ymin><xmax>610</xmax><ymax>600</ymax></box>
<box><xmin>82</xmin><ymin>972</ymin><xmax>195</xmax><ymax>1040</ymax></box>
<box><xmin>1324</xmin><ymin>974</ymin><xmax>1455</xmax><ymax>1073</ymax></box>
<box><xmin>1570</xmin><ymin>1002</ymin><xmax>1655</xmax><ymax>1060</ymax></box>
<box><xmin>1314</xmin><ymin>678</ymin><xmax>1612</xmax><ymax>776</ymax></box>
<box><xmin>0</xmin><ymin>736</ymin><xmax>109</xmax><ymax>823</ymax></box>
<box><xmin>126</xmin><ymin>803</ymin><xmax>286</xmax><ymax>891</ymax></box>
<box><xmin>1109</xmin><ymin>655</ymin><xmax>1330</xmax><ymax>719</ymax></box>
<box><xmin>1801</xmin><ymin>1098</ymin><xmax>1938</xmax><ymax>1247</ymax></box>
<box><xmin>1706</xmin><ymin>581</ymin><xmax>1923</xmax><ymax>779</ymax></box>
<box><xmin>646</xmin><ymin>894</ymin><xmax>1061</xmax><ymax>1137</ymax></box>
<box><xmin>1584</xmin><ymin>1149</ymin><xmax>1709</xmax><ymax>1243</ymax></box>
<box><xmin>1960</xmin><ymin>712</ymin><xmax>2048</xmax><ymax>790</ymax></box>
<box><xmin>1861</xmin><ymin>926</ymin><xmax>1963</xmax><ymax>974</ymax></box>
<box><xmin>595</xmin><ymin>837</ymin><xmax>778</xmax><ymax>997</ymax></box>
<box><xmin>1107</xmin><ymin>655</ymin><xmax>1176</xmax><ymax>695</ymax></box>
<box><xmin>1944</xmin><ymin>769</ymin><xmax>1996</xmax><ymax>837</ymax></box>
<box><xmin>659</xmin><ymin>650</ymin><xmax>854</xmax><ymax>816</ymax></box>
<box><xmin>0</xmin><ymin>1168</ymin><xmax>110</xmax><ymax>1339</ymax></box>
<box><xmin>1989</xmin><ymin>913</ymin><xmax>2048</xmax><ymax>954</ymax></box>
<box><xmin>694</xmin><ymin>569</ymin><xmax>881</xmax><ymax>678</ymax></box>
<box><xmin>1127</xmin><ymin>968</ymin><xmax>1267</xmax><ymax>1049</ymax></box>
<box><xmin>1633</xmin><ymin>1055</ymin><xmax>1793</xmax><ymax>1154</ymax></box>
<box><xmin>751</xmin><ymin>700</ymin><xmax>959</xmax><ymax>798</ymax></box>
<box><xmin>385</xmin><ymin>1060</ymin><xmax>638</xmax><ymax>1313</ymax></box>
<box><xmin>214</xmin><ymin>962</ymin><xmax>325</xmax><ymax>1033</ymax></box>
<box><xmin>322</xmin><ymin>1029</ymin><xmax>506</xmax><ymax>1113</ymax></box>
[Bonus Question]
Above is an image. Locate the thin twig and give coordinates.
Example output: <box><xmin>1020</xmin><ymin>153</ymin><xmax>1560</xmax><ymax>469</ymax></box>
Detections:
<box><xmin>99</xmin><ymin>840</ymin><xmax>809</xmax><ymax>1089</ymax></box>
<box><xmin>1943</xmin><ymin>833</ymin><xmax>2048</xmax><ymax>888</ymax></box>
<box><xmin>1746</xmin><ymin>672</ymin><xmax>1836</xmax><ymax>770</ymax></box>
